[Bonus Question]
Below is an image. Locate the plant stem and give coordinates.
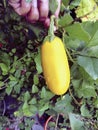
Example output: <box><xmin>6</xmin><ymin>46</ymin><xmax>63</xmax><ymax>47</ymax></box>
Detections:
<box><xmin>47</xmin><ymin>15</ymin><xmax>55</xmax><ymax>42</ymax></box>
<box><xmin>55</xmin><ymin>114</ymin><xmax>59</xmax><ymax>130</ymax></box>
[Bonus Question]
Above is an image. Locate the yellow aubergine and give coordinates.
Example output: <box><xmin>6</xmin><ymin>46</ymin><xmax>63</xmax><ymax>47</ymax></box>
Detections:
<box><xmin>41</xmin><ymin>36</ymin><xmax>70</xmax><ymax>95</ymax></box>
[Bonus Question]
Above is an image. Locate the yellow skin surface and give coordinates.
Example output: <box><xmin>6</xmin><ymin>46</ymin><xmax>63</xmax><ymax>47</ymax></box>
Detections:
<box><xmin>41</xmin><ymin>36</ymin><xmax>70</xmax><ymax>95</ymax></box>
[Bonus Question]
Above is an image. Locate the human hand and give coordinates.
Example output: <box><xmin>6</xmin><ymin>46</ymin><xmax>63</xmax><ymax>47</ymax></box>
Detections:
<box><xmin>8</xmin><ymin>0</ymin><xmax>61</xmax><ymax>27</ymax></box>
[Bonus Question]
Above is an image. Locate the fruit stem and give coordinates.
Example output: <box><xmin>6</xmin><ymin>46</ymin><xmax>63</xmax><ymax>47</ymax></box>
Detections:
<box><xmin>48</xmin><ymin>15</ymin><xmax>55</xmax><ymax>42</ymax></box>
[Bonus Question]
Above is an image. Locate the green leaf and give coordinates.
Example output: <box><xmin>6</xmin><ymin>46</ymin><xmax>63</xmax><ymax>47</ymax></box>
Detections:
<box><xmin>75</xmin><ymin>0</ymin><xmax>98</xmax><ymax>22</ymax></box>
<box><xmin>8</xmin><ymin>80</ymin><xmax>18</xmax><ymax>87</ymax></box>
<box><xmin>0</xmin><ymin>81</ymin><xmax>4</xmax><ymax>87</ymax></box>
<box><xmin>49</xmin><ymin>0</ymin><xmax>58</xmax><ymax>14</ymax></box>
<box><xmin>53</xmin><ymin>94</ymin><xmax>74</xmax><ymax>114</ymax></box>
<box><xmin>81</xmin><ymin>80</ymin><xmax>97</xmax><ymax>98</ymax></box>
<box><xmin>62</xmin><ymin>0</ymin><xmax>69</xmax><ymax>6</ymax></box>
<box><xmin>6</xmin><ymin>85</ymin><xmax>13</xmax><ymax>95</ymax></box>
<box><xmin>80</xmin><ymin>104</ymin><xmax>92</xmax><ymax>117</ymax></box>
<box><xmin>39</xmin><ymin>102</ymin><xmax>49</xmax><ymax>116</ymax></box>
<box><xmin>14</xmin><ymin>84</ymin><xmax>21</xmax><ymax>94</ymax></box>
<box><xmin>15</xmin><ymin>67</ymin><xmax>22</xmax><ymax>78</ymax></box>
<box><xmin>10</xmin><ymin>67</ymin><xmax>16</xmax><ymax>73</ymax></box>
<box><xmin>34</xmin><ymin>51</ymin><xmax>42</xmax><ymax>74</ymax></box>
<box><xmin>41</xmin><ymin>87</ymin><xmax>47</xmax><ymax>99</ymax></box>
<box><xmin>69</xmin><ymin>113</ymin><xmax>85</xmax><ymax>130</ymax></box>
<box><xmin>29</xmin><ymin>105</ymin><xmax>37</xmax><ymax>114</ymax></box>
<box><xmin>9</xmin><ymin>75</ymin><xmax>17</xmax><ymax>81</ymax></box>
<box><xmin>72</xmin><ymin>79</ymin><xmax>83</xmax><ymax>98</ymax></box>
<box><xmin>0</xmin><ymin>52</ymin><xmax>10</xmax><ymax>66</ymax></box>
<box><xmin>85</xmin><ymin>45</ymin><xmax>98</xmax><ymax>58</ymax></box>
<box><xmin>11</xmin><ymin>48</ymin><xmax>16</xmax><ymax>54</ymax></box>
<box><xmin>32</xmin><ymin>85</ymin><xmax>38</xmax><ymax>93</ymax></box>
<box><xmin>29</xmin><ymin>98</ymin><xmax>37</xmax><ymax>105</ymax></box>
<box><xmin>22</xmin><ymin>101</ymin><xmax>32</xmax><ymax>116</ymax></box>
<box><xmin>0</xmin><ymin>63</ymin><xmax>9</xmax><ymax>75</ymax></box>
<box><xmin>87</xmin><ymin>30</ymin><xmax>98</xmax><ymax>47</ymax></box>
<box><xmin>33</xmin><ymin>75</ymin><xmax>39</xmax><ymax>85</ymax></box>
<box><xmin>58</xmin><ymin>14</ymin><xmax>73</xmax><ymax>26</ymax></box>
<box><xmin>82</xmin><ymin>21</ymin><xmax>98</xmax><ymax>37</ymax></box>
<box><xmin>65</xmin><ymin>36</ymin><xmax>85</xmax><ymax>50</ymax></box>
<box><xmin>70</xmin><ymin>0</ymin><xmax>81</xmax><ymax>7</ymax></box>
<box><xmin>24</xmin><ymin>91</ymin><xmax>30</xmax><ymax>101</ymax></box>
<box><xmin>66</xmin><ymin>23</ymin><xmax>90</xmax><ymax>42</ymax></box>
<box><xmin>77</xmin><ymin>56</ymin><xmax>98</xmax><ymax>80</ymax></box>
<box><xmin>41</xmin><ymin>87</ymin><xmax>54</xmax><ymax>100</ymax></box>
<box><xmin>94</xmin><ymin>98</ymin><xmax>98</xmax><ymax>108</ymax></box>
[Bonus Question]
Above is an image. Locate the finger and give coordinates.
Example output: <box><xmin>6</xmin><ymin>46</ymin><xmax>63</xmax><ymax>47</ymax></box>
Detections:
<box><xmin>44</xmin><ymin>18</ymin><xmax>57</xmax><ymax>31</ymax></box>
<box><xmin>38</xmin><ymin>0</ymin><xmax>49</xmax><ymax>21</ymax></box>
<box><xmin>8</xmin><ymin>0</ymin><xmax>20</xmax><ymax>9</ymax></box>
<box><xmin>27</xmin><ymin>0</ymin><xmax>39</xmax><ymax>22</ymax></box>
<box><xmin>44</xmin><ymin>17</ymin><xmax>50</xmax><ymax>27</ymax></box>
<box><xmin>8</xmin><ymin>0</ymin><xmax>20</xmax><ymax>3</ymax></box>
<box><xmin>54</xmin><ymin>0</ymin><xmax>61</xmax><ymax>18</ymax></box>
<box><xmin>14</xmin><ymin>0</ymin><xmax>31</xmax><ymax>16</ymax></box>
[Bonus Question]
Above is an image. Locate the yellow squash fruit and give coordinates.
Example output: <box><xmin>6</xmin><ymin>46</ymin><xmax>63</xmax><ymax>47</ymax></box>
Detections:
<box><xmin>41</xmin><ymin>36</ymin><xmax>70</xmax><ymax>95</ymax></box>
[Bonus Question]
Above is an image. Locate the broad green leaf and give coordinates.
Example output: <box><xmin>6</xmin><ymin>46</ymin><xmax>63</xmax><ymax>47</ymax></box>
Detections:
<box><xmin>69</xmin><ymin>113</ymin><xmax>85</xmax><ymax>130</ymax></box>
<box><xmin>62</xmin><ymin>0</ymin><xmax>69</xmax><ymax>6</ymax></box>
<box><xmin>87</xmin><ymin>30</ymin><xmax>98</xmax><ymax>47</ymax></box>
<box><xmin>65</xmin><ymin>37</ymin><xmax>85</xmax><ymax>50</ymax></box>
<box><xmin>49</xmin><ymin>0</ymin><xmax>58</xmax><ymax>14</ymax></box>
<box><xmin>77</xmin><ymin>56</ymin><xmax>98</xmax><ymax>80</ymax></box>
<box><xmin>82</xmin><ymin>21</ymin><xmax>98</xmax><ymax>37</ymax></box>
<box><xmin>58</xmin><ymin>14</ymin><xmax>73</xmax><ymax>26</ymax></box>
<box><xmin>34</xmin><ymin>52</ymin><xmax>42</xmax><ymax>74</ymax></box>
<box><xmin>85</xmin><ymin>45</ymin><xmax>98</xmax><ymax>58</ymax></box>
<box><xmin>65</xmin><ymin>23</ymin><xmax>90</xmax><ymax>42</ymax></box>
<box><xmin>53</xmin><ymin>94</ymin><xmax>74</xmax><ymax>114</ymax></box>
<box><xmin>79</xmin><ymin>67</ymin><xmax>94</xmax><ymax>83</ymax></box>
<box><xmin>80</xmin><ymin>104</ymin><xmax>92</xmax><ymax>117</ymax></box>
<box><xmin>72</xmin><ymin>79</ymin><xmax>83</xmax><ymax>98</ymax></box>
<box><xmin>81</xmin><ymin>80</ymin><xmax>97</xmax><ymax>98</ymax></box>
<box><xmin>75</xmin><ymin>0</ymin><xmax>98</xmax><ymax>22</ymax></box>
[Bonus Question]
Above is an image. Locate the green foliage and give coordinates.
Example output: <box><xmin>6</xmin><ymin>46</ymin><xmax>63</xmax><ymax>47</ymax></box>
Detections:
<box><xmin>69</xmin><ymin>113</ymin><xmax>85</xmax><ymax>130</ymax></box>
<box><xmin>75</xmin><ymin>0</ymin><xmax>98</xmax><ymax>21</ymax></box>
<box><xmin>49</xmin><ymin>0</ymin><xmax>58</xmax><ymax>14</ymax></box>
<box><xmin>0</xmin><ymin>0</ymin><xmax>98</xmax><ymax>129</ymax></box>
